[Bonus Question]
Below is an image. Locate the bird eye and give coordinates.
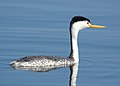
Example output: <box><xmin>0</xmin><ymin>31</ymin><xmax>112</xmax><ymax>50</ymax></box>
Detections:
<box><xmin>87</xmin><ymin>22</ymin><xmax>89</xmax><ymax>24</ymax></box>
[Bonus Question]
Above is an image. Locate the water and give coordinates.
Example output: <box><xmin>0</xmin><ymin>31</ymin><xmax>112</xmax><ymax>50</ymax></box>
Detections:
<box><xmin>0</xmin><ymin>0</ymin><xmax>120</xmax><ymax>86</ymax></box>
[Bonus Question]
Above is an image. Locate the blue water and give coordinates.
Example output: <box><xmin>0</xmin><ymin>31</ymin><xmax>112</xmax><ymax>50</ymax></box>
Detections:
<box><xmin>0</xmin><ymin>0</ymin><xmax>120</xmax><ymax>86</ymax></box>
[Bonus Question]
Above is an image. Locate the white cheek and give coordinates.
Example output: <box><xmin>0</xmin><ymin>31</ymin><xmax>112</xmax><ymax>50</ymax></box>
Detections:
<box><xmin>72</xmin><ymin>21</ymin><xmax>89</xmax><ymax>30</ymax></box>
<box><xmin>72</xmin><ymin>22</ymin><xmax>81</xmax><ymax>29</ymax></box>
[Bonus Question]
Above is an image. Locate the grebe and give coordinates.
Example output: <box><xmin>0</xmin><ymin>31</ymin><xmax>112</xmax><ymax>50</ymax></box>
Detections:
<box><xmin>10</xmin><ymin>16</ymin><xmax>106</xmax><ymax>68</ymax></box>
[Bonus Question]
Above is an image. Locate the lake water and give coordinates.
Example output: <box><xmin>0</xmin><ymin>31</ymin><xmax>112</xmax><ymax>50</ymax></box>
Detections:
<box><xmin>0</xmin><ymin>0</ymin><xmax>120</xmax><ymax>86</ymax></box>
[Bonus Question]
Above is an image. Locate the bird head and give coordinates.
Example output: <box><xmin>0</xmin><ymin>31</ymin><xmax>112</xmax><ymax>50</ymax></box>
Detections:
<box><xmin>70</xmin><ymin>16</ymin><xmax>106</xmax><ymax>31</ymax></box>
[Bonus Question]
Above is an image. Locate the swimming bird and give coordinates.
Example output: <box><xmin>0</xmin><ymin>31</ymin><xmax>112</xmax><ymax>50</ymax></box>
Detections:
<box><xmin>10</xmin><ymin>16</ymin><xmax>106</xmax><ymax>68</ymax></box>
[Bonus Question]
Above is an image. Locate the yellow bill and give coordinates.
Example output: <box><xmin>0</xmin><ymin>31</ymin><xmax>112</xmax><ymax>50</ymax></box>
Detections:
<box><xmin>88</xmin><ymin>23</ymin><xmax>106</xmax><ymax>28</ymax></box>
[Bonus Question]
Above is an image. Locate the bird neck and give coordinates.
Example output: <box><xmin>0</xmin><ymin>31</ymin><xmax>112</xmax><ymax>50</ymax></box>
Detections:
<box><xmin>69</xmin><ymin>26</ymin><xmax>79</xmax><ymax>63</ymax></box>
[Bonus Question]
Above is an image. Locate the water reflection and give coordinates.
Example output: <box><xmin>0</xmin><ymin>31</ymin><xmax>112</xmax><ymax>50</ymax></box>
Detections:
<box><xmin>69</xmin><ymin>64</ymin><xmax>79</xmax><ymax>86</ymax></box>
<box><xmin>11</xmin><ymin>63</ymin><xmax>79</xmax><ymax>86</ymax></box>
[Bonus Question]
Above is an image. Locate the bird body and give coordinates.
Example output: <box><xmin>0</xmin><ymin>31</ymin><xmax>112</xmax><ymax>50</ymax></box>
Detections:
<box><xmin>10</xmin><ymin>16</ymin><xmax>106</xmax><ymax>68</ymax></box>
<box><xmin>11</xmin><ymin>56</ymin><xmax>73</xmax><ymax>67</ymax></box>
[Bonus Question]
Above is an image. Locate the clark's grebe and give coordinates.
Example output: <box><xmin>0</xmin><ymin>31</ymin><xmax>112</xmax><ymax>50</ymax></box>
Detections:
<box><xmin>10</xmin><ymin>16</ymin><xmax>106</xmax><ymax>68</ymax></box>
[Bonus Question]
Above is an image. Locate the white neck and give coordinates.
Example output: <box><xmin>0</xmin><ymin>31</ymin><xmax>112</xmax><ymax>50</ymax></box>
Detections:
<box><xmin>69</xmin><ymin>20</ymin><xmax>90</xmax><ymax>63</ymax></box>
<box><xmin>69</xmin><ymin>26</ymin><xmax>80</xmax><ymax>63</ymax></box>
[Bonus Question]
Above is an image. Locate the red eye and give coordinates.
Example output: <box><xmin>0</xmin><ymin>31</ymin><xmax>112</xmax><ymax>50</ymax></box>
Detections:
<box><xmin>87</xmin><ymin>22</ymin><xmax>89</xmax><ymax>24</ymax></box>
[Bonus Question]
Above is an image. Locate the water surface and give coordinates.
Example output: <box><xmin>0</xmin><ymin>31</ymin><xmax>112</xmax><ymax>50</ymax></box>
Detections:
<box><xmin>0</xmin><ymin>0</ymin><xmax>120</xmax><ymax>86</ymax></box>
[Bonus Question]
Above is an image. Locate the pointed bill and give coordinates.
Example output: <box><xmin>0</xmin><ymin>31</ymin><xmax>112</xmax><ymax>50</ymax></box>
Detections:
<box><xmin>88</xmin><ymin>23</ymin><xmax>106</xmax><ymax>28</ymax></box>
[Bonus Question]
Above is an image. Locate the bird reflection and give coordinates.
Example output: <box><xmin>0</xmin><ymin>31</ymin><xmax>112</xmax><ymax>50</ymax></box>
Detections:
<box><xmin>69</xmin><ymin>63</ymin><xmax>78</xmax><ymax>86</ymax></box>
<box><xmin>11</xmin><ymin>63</ymin><xmax>79</xmax><ymax>86</ymax></box>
